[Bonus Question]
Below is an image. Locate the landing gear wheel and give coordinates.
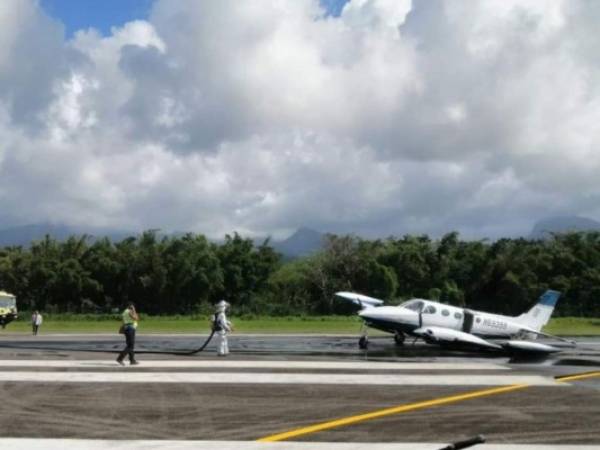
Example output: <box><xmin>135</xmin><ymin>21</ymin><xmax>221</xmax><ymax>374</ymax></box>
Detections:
<box><xmin>394</xmin><ymin>331</ymin><xmax>405</xmax><ymax>346</ymax></box>
<box><xmin>358</xmin><ymin>336</ymin><xmax>369</xmax><ymax>350</ymax></box>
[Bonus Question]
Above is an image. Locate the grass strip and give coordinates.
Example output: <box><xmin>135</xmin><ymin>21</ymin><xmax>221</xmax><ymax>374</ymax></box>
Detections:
<box><xmin>1</xmin><ymin>316</ymin><xmax>598</xmax><ymax>335</ymax></box>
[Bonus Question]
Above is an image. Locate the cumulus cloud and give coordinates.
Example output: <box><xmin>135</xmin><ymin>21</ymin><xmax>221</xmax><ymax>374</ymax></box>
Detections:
<box><xmin>0</xmin><ymin>0</ymin><xmax>599</xmax><ymax>238</ymax></box>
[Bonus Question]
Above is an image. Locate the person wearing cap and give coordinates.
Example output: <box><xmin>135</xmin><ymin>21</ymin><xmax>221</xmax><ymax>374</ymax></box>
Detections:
<box><xmin>213</xmin><ymin>300</ymin><xmax>233</xmax><ymax>356</ymax></box>
<box><xmin>117</xmin><ymin>303</ymin><xmax>139</xmax><ymax>366</ymax></box>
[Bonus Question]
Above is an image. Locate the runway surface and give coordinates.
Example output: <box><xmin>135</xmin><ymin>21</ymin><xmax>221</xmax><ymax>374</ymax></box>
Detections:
<box><xmin>2</xmin><ymin>440</ymin><xmax>600</xmax><ymax>450</ymax></box>
<box><xmin>0</xmin><ymin>333</ymin><xmax>599</xmax><ymax>449</ymax></box>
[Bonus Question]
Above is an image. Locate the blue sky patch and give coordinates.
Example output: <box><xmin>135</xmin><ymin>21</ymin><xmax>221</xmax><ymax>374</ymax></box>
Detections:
<box><xmin>40</xmin><ymin>0</ymin><xmax>154</xmax><ymax>38</ymax></box>
<box><xmin>40</xmin><ymin>0</ymin><xmax>350</xmax><ymax>38</ymax></box>
<box><xmin>320</xmin><ymin>0</ymin><xmax>349</xmax><ymax>17</ymax></box>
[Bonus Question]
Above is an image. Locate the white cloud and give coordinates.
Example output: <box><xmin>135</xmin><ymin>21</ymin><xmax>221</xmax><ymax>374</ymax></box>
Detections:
<box><xmin>1</xmin><ymin>0</ymin><xmax>600</xmax><ymax>238</ymax></box>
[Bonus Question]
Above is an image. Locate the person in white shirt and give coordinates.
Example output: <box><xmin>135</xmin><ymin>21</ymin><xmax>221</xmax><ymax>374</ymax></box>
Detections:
<box><xmin>32</xmin><ymin>311</ymin><xmax>43</xmax><ymax>336</ymax></box>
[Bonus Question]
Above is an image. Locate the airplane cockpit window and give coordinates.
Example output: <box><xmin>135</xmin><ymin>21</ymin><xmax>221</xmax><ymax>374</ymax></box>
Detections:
<box><xmin>402</xmin><ymin>300</ymin><xmax>425</xmax><ymax>312</ymax></box>
<box><xmin>422</xmin><ymin>305</ymin><xmax>437</xmax><ymax>314</ymax></box>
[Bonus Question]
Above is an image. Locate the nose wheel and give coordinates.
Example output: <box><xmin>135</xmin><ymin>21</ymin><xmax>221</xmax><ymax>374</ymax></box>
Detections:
<box><xmin>358</xmin><ymin>335</ymin><xmax>369</xmax><ymax>350</ymax></box>
<box><xmin>358</xmin><ymin>322</ymin><xmax>370</xmax><ymax>350</ymax></box>
<box><xmin>394</xmin><ymin>331</ymin><xmax>405</xmax><ymax>346</ymax></box>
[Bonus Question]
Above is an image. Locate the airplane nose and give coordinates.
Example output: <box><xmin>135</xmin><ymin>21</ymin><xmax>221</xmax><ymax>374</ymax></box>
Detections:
<box><xmin>358</xmin><ymin>309</ymin><xmax>374</xmax><ymax>320</ymax></box>
<box><xmin>358</xmin><ymin>306</ymin><xmax>417</xmax><ymax>324</ymax></box>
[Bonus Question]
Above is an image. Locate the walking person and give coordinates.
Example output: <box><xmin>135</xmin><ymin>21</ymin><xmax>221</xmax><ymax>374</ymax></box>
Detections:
<box><xmin>213</xmin><ymin>300</ymin><xmax>233</xmax><ymax>356</ymax></box>
<box><xmin>31</xmin><ymin>311</ymin><xmax>43</xmax><ymax>335</ymax></box>
<box><xmin>117</xmin><ymin>303</ymin><xmax>139</xmax><ymax>366</ymax></box>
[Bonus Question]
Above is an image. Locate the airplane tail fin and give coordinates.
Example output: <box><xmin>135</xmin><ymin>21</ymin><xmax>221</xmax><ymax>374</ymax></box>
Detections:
<box><xmin>515</xmin><ymin>290</ymin><xmax>561</xmax><ymax>332</ymax></box>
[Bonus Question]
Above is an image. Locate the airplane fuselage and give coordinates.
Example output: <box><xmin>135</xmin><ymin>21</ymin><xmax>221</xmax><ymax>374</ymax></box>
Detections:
<box><xmin>358</xmin><ymin>299</ymin><xmax>528</xmax><ymax>340</ymax></box>
<box><xmin>338</xmin><ymin>290</ymin><xmax>566</xmax><ymax>353</ymax></box>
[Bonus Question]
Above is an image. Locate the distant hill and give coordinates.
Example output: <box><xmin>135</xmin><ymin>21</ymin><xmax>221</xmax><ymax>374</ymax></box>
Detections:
<box><xmin>0</xmin><ymin>223</ymin><xmax>133</xmax><ymax>247</ymax></box>
<box><xmin>0</xmin><ymin>223</ymin><xmax>327</xmax><ymax>258</ymax></box>
<box><xmin>530</xmin><ymin>216</ymin><xmax>600</xmax><ymax>239</ymax></box>
<box><xmin>272</xmin><ymin>227</ymin><xmax>325</xmax><ymax>258</ymax></box>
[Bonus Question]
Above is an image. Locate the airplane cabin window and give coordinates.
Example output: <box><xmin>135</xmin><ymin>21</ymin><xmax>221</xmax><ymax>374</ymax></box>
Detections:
<box><xmin>403</xmin><ymin>300</ymin><xmax>425</xmax><ymax>312</ymax></box>
<box><xmin>423</xmin><ymin>305</ymin><xmax>436</xmax><ymax>314</ymax></box>
<box><xmin>475</xmin><ymin>317</ymin><xmax>481</xmax><ymax>323</ymax></box>
<box><xmin>454</xmin><ymin>312</ymin><xmax>463</xmax><ymax>319</ymax></box>
<box><xmin>442</xmin><ymin>309</ymin><xmax>450</xmax><ymax>316</ymax></box>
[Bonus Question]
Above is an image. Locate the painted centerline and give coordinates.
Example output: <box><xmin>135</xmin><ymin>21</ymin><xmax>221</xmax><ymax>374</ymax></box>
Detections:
<box><xmin>556</xmin><ymin>371</ymin><xmax>600</xmax><ymax>383</ymax></box>
<box><xmin>254</xmin><ymin>369</ymin><xmax>600</xmax><ymax>442</ymax></box>
<box><xmin>257</xmin><ymin>384</ymin><xmax>529</xmax><ymax>442</ymax></box>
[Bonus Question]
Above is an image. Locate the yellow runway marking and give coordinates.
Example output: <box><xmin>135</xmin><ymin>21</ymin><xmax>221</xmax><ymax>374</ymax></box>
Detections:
<box><xmin>257</xmin><ymin>384</ymin><xmax>529</xmax><ymax>442</ymax></box>
<box><xmin>257</xmin><ymin>369</ymin><xmax>599</xmax><ymax>442</ymax></box>
<box><xmin>556</xmin><ymin>371</ymin><xmax>600</xmax><ymax>383</ymax></box>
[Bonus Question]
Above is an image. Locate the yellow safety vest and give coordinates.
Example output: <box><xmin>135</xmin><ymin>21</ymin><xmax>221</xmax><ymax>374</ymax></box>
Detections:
<box><xmin>122</xmin><ymin>309</ymin><xmax>138</xmax><ymax>329</ymax></box>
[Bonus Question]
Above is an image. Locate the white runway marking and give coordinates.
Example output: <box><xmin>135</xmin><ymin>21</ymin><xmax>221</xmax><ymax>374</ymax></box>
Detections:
<box><xmin>0</xmin><ymin>371</ymin><xmax>557</xmax><ymax>385</ymax></box>
<box><xmin>0</xmin><ymin>439</ymin><xmax>598</xmax><ymax>450</ymax></box>
<box><xmin>0</xmin><ymin>359</ymin><xmax>508</xmax><ymax>370</ymax></box>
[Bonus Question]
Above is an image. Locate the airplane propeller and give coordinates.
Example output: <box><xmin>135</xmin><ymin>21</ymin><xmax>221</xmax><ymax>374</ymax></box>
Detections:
<box><xmin>438</xmin><ymin>435</ymin><xmax>485</xmax><ymax>450</ymax></box>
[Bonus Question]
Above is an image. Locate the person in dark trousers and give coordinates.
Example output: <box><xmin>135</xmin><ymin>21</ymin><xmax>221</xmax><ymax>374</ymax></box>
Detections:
<box><xmin>32</xmin><ymin>311</ymin><xmax>42</xmax><ymax>335</ymax></box>
<box><xmin>117</xmin><ymin>304</ymin><xmax>139</xmax><ymax>366</ymax></box>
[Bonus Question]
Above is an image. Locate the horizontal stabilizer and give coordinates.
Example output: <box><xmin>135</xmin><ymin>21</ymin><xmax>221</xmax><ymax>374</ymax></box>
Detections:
<box><xmin>335</xmin><ymin>292</ymin><xmax>384</xmax><ymax>308</ymax></box>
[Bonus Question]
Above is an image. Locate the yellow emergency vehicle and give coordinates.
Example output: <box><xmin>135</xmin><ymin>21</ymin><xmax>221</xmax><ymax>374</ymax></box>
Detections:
<box><xmin>0</xmin><ymin>291</ymin><xmax>17</xmax><ymax>328</ymax></box>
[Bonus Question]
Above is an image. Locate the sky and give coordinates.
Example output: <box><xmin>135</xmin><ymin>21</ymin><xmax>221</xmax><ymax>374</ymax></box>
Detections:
<box><xmin>1</xmin><ymin>0</ymin><xmax>600</xmax><ymax>240</ymax></box>
<box><xmin>40</xmin><ymin>0</ymin><xmax>350</xmax><ymax>37</ymax></box>
<box><xmin>40</xmin><ymin>0</ymin><xmax>156</xmax><ymax>37</ymax></box>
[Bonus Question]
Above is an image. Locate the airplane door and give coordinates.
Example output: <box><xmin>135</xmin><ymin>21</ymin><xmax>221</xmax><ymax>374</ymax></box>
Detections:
<box><xmin>462</xmin><ymin>310</ymin><xmax>474</xmax><ymax>333</ymax></box>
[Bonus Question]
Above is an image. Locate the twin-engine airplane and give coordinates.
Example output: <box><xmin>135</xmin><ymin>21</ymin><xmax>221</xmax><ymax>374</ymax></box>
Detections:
<box><xmin>336</xmin><ymin>290</ymin><xmax>576</xmax><ymax>354</ymax></box>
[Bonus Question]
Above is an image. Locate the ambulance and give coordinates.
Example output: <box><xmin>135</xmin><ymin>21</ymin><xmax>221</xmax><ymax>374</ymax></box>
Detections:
<box><xmin>0</xmin><ymin>291</ymin><xmax>17</xmax><ymax>328</ymax></box>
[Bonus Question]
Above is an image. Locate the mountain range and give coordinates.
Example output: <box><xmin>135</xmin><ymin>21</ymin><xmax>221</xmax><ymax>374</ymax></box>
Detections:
<box><xmin>529</xmin><ymin>216</ymin><xmax>600</xmax><ymax>239</ymax></box>
<box><xmin>0</xmin><ymin>223</ymin><xmax>325</xmax><ymax>259</ymax></box>
<box><xmin>1</xmin><ymin>216</ymin><xmax>599</xmax><ymax>258</ymax></box>
<box><xmin>270</xmin><ymin>227</ymin><xmax>325</xmax><ymax>258</ymax></box>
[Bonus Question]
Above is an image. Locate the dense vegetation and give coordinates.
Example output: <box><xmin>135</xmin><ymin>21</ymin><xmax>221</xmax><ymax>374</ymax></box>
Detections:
<box><xmin>0</xmin><ymin>230</ymin><xmax>599</xmax><ymax>317</ymax></box>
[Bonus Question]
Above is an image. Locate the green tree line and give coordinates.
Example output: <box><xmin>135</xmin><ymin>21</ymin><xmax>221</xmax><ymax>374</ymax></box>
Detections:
<box><xmin>1</xmin><ymin>230</ymin><xmax>599</xmax><ymax>316</ymax></box>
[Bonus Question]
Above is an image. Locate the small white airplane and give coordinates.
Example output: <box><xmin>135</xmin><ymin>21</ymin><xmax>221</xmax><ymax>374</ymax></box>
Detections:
<box><xmin>336</xmin><ymin>290</ymin><xmax>576</xmax><ymax>354</ymax></box>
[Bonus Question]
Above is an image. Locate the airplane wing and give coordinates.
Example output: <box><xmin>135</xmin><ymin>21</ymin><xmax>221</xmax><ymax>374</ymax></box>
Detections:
<box><xmin>335</xmin><ymin>292</ymin><xmax>384</xmax><ymax>308</ymax></box>
<box><xmin>500</xmin><ymin>340</ymin><xmax>562</xmax><ymax>353</ymax></box>
<box><xmin>413</xmin><ymin>326</ymin><xmax>502</xmax><ymax>350</ymax></box>
<box><xmin>413</xmin><ymin>326</ymin><xmax>565</xmax><ymax>354</ymax></box>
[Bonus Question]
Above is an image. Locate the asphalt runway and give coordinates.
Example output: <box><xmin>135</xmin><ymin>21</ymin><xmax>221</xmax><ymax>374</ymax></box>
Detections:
<box><xmin>0</xmin><ymin>333</ymin><xmax>599</xmax><ymax>449</ymax></box>
<box><xmin>2</xmin><ymin>333</ymin><xmax>599</xmax><ymax>360</ymax></box>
